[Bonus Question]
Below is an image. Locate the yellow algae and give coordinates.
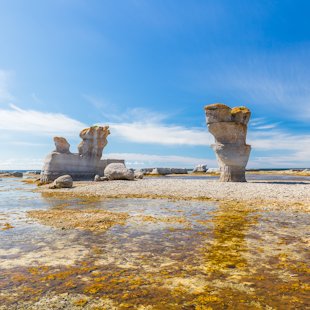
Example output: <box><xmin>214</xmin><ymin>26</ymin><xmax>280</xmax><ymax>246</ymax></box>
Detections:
<box><xmin>204</xmin><ymin>103</ymin><xmax>230</xmax><ymax>110</ymax></box>
<box><xmin>27</xmin><ymin>209</ymin><xmax>129</xmax><ymax>232</ymax></box>
<box><xmin>231</xmin><ymin>106</ymin><xmax>250</xmax><ymax>114</ymax></box>
<box><xmin>1</xmin><ymin>222</ymin><xmax>14</xmax><ymax>230</ymax></box>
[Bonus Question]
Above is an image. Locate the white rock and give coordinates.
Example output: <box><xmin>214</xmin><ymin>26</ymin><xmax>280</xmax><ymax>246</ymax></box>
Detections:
<box><xmin>104</xmin><ymin>163</ymin><xmax>134</xmax><ymax>181</ymax></box>
<box><xmin>50</xmin><ymin>175</ymin><xmax>73</xmax><ymax>189</ymax></box>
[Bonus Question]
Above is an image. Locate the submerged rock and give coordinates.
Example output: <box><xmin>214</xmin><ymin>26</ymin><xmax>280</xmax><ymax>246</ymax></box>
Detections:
<box><xmin>205</xmin><ymin>103</ymin><xmax>251</xmax><ymax>182</ymax></box>
<box><xmin>104</xmin><ymin>163</ymin><xmax>135</xmax><ymax>180</ymax></box>
<box><xmin>50</xmin><ymin>175</ymin><xmax>73</xmax><ymax>189</ymax></box>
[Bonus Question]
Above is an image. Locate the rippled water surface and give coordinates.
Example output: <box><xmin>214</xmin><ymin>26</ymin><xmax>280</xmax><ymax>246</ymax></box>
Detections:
<box><xmin>0</xmin><ymin>178</ymin><xmax>309</xmax><ymax>309</ymax></box>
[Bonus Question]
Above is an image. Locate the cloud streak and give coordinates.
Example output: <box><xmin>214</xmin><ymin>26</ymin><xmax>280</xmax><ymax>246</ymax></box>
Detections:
<box><xmin>0</xmin><ymin>104</ymin><xmax>87</xmax><ymax>136</ymax></box>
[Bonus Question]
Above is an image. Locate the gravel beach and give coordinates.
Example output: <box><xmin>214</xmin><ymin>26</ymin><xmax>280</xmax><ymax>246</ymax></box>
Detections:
<box><xmin>40</xmin><ymin>178</ymin><xmax>310</xmax><ymax>210</ymax></box>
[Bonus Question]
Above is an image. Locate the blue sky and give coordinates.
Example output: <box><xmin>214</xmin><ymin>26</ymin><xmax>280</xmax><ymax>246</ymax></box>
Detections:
<box><xmin>0</xmin><ymin>0</ymin><xmax>310</xmax><ymax>169</ymax></box>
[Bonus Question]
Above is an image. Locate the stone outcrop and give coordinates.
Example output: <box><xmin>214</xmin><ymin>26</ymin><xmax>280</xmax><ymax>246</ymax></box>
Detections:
<box><xmin>41</xmin><ymin>126</ymin><xmax>124</xmax><ymax>183</ymax></box>
<box><xmin>104</xmin><ymin>163</ymin><xmax>135</xmax><ymax>180</ymax></box>
<box><xmin>205</xmin><ymin>103</ymin><xmax>251</xmax><ymax>182</ymax></box>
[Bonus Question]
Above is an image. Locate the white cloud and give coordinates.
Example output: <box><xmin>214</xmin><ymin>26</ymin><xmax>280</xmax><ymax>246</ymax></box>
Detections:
<box><xmin>108</xmin><ymin>122</ymin><xmax>213</xmax><ymax>146</ymax></box>
<box><xmin>0</xmin><ymin>70</ymin><xmax>14</xmax><ymax>103</ymax></box>
<box><xmin>0</xmin><ymin>158</ymin><xmax>43</xmax><ymax>170</ymax></box>
<box><xmin>105</xmin><ymin>152</ymin><xmax>216</xmax><ymax>168</ymax></box>
<box><xmin>0</xmin><ymin>104</ymin><xmax>87</xmax><ymax>136</ymax></box>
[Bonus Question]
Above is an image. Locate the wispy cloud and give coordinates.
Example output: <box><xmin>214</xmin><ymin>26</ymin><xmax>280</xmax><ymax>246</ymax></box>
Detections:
<box><xmin>0</xmin><ymin>104</ymin><xmax>87</xmax><ymax>136</ymax></box>
<box><xmin>0</xmin><ymin>70</ymin><xmax>14</xmax><ymax>104</ymax></box>
<box><xmin>108</xmin><ymin>122</ymin><xmax>213</xmax><ymax>146</ymax></box>
<box><xmin>84</xmin><ymin>94</ymin><xmax>168</xmax><ymax>123</ymax></box>
<box><xmin>105</xmin><ymin>152</ymin><xmax>215</xmax><ymax>168</ymax></box>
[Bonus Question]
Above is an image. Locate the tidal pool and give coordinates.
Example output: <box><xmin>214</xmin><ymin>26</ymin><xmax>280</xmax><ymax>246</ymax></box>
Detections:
<box><xmin>0</xmin><ymin>178</ymin><xmax>309</xmax><ymax>309</ymax></box>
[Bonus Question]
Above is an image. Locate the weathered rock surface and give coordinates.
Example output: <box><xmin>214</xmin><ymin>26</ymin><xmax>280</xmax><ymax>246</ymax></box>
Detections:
<box><xmin>205</xmin><ymin>103</ymin><xmax>251</xmax><ymax>182</ymax></box>
<box><xmin>50</xmin><ymin>175</ymin><xmax>73</xmax><ymax>189</ymax></box>
<box><xmin>192</xmin><ymin>164</ymin><xmax>208</xmax><ymax>173</ymax></box>
<box><xmin>54</xmin><ymin>137</ymin><xmax>71</xmax><ymax>154</ymax></box>
<box><xmin>78</xmin><ymin>126</ymin><xmax>109</xmax><ymax>160</ymax></box>
<box><xmin>104</xmin><ymin>163</ymin><xmax>135</xmax><ymax>180</ymax></box>
<box><xmin>40</xmin><ymin>126</ymin><xmax>124</xmax><ymax>183</ymax></box>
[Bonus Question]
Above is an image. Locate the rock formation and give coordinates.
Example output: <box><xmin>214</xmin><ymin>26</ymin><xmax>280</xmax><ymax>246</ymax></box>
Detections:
<box><xmin>54</xmin><ymin>137</ymin><xmax>71</xmax><ymax>154</ymax></box>
<box><xmin>204</xmin><ymin>103</ymin><xmax>251</xmax><ymax>182</ymax></box>
<box><xmin>40</xmin><ymin>125</ymin><xmax>124</xmax><ymax>183</ymax></box>
<box><xmin>78</xmin><ymin>126</ymin><xmax>109</xmax><ymax>160</ymax></box>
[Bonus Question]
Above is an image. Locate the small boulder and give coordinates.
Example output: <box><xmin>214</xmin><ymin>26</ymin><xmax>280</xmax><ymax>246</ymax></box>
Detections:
<box><xmin>104</xmin><ymin>163</ymin><xmax>134</xmax><ymax>180</ymax></box>
<box><xmin>94</xmin><ymin>175</ymin><xmax>108</xmax><ymax>182</ymax></box>
<box><xmin>50</xmin><ymin>175</ymin><xmax>73</xmax><ymax>189</ymax></box>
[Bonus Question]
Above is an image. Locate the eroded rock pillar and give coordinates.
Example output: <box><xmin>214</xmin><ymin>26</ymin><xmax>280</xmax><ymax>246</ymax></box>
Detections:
<box><xmin>204</xmin><ymin>103</ymin><xmax>251</xmax><ymax>182</ymax></box>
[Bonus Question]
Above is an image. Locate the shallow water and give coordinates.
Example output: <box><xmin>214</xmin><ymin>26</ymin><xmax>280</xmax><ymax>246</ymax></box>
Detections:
<box><xmin>0</xmin><ymin>178</ymin><xmax>309</xmax><ymax>309</ymax></box>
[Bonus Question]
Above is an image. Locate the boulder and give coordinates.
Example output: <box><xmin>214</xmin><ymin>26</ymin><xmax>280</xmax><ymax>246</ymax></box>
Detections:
<box><xmin>205</xmin><ymin>104</ymin><xmax>251</xmax><ymax>182</ymax></box>
<box><xmin>104</xmin><ymin>163</ymin><xmax>135</xmax><ymax>181</ymax></box>
<box><xmin>12</xmin><ymin>172</ymin><xmax>23</xmax><ymax>177</ymax></box>
<box><xmin>50</xmin><ymin>175</ymin><xmax>73</xmax><ymax>189</ymax></box>
<box><xmin>150</xmin><ymin>168</ymin><xmax>171</xmax><ymax>175</ymax></box>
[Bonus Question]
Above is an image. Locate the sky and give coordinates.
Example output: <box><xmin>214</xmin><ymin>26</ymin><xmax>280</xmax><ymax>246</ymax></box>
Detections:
<box><xmin>0</xmin><ymin>0</ymin><xmax>310</xmax><ymax>170</ymax></box>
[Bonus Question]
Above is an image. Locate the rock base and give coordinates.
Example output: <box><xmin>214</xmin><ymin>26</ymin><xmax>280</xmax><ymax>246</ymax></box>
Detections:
<box><xmin>40</xmin><ymin>152</ymin><xmax>124</xmax><ymax>183</ymax></box>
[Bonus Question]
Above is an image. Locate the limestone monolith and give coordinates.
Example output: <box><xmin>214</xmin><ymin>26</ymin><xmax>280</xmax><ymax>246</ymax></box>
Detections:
<box><xmin>205</xmin><ymin>103</ymin><xmax>251</xmax><ymax>182</ymax></box>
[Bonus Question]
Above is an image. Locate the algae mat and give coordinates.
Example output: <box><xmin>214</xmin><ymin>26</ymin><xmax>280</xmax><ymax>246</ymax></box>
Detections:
<box><xmin>0</xmin><ymin>178</ymin><xmax>309</xmax><ymax>309</ymax></box>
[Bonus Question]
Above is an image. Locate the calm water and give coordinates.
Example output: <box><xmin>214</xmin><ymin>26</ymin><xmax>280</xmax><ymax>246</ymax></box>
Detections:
<box><xmin>0</xmin><ymin>177</ymin><xmax>309</xmax><ymax>309</ymax></box>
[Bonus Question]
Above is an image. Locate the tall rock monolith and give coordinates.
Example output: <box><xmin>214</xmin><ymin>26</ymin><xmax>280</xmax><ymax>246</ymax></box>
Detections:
<box><xmin>204</xmin><ymin>103</ymin><xmax>251</xmax><ymax>182</ymax></box>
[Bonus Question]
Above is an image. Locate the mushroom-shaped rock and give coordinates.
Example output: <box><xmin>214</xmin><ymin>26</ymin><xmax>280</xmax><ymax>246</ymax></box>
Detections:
<box><xmin>104</xmin><ymin>163</ymin><xmax>134</xmax><ymax>180</ymax></box>
<box><xmin>54</xmin><ymin>137</ymin><xmax>71</xmax><ymax>154</ymax></box>
<box><xmin>204</xmin><ymin>103</ymin><xmax>251</xmax><ymax>182</ymax></box>
<box><xmin>78</xmin><ymin>126</ymin><xmax>110</xmax><ymax>160</ymax></box>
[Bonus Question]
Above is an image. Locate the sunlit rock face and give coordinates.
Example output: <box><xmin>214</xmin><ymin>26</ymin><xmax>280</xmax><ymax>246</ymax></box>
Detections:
<box><xmin>40</xmin><ymin>126</ymin><xmax>124</xmax><ymax>183</ymax></box>
<box><xmin>205</xmin><ymin>104</ymin><xmax>251</xmax><ymax>182</ymax></box>
<box><xmin>78</xmin><ymin>126</ymin><xmax>110</xmax><ymax>160</ymax></box>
